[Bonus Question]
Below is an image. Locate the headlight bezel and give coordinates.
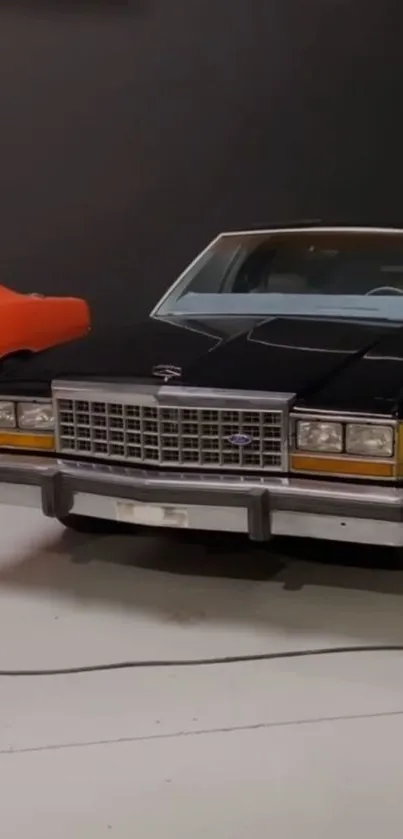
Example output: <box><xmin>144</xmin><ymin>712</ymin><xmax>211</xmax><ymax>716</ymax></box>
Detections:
<box><xmin>0</xmin><ymin>397</ymin><xmax>54</xmax><ymax>434</ymax></box>
<box><xmin>292</xmin><ymin>413</ymin><xmax>397</xmax><ymax>460</ymax></box>
<box><xmin>0</xmin><ymin>400</ymin><xmax>17</xmax><ymax>429</ymax></box>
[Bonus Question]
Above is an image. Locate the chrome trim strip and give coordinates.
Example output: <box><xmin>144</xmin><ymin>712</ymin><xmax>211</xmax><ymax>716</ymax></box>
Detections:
<box><xmin>292</xmin><ymin>409</ymin><xmax>399</xmax><ymax>422</ymax></box>
<box><xmin>157</xmin><ymin>386</ymin><xmax>294</xmax><ymax>409</ymax></box>
<box><xmin>52</xmin><ymin>380</ymin><xmax>160</xmax><ymax>407</ymax></box>
<box><xmin>221</xmin><ymin>225</ymin><xmax>403</xmax><ymax>237</ymax></box>
<box><xmin>0</xmin><ymin>396</ymin><xmax>52</xmax><ymax>404</ymax></box>
<box><xmin>53</xmin><ymin>381</ymin><xmax>294</xmax><ymax>409</ymax></box>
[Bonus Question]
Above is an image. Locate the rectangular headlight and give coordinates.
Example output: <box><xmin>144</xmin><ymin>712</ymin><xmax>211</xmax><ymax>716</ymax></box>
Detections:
<box><xmin>0</xmin><ymin>401</ymin><xmax>16</xmax><ymax>428</ymax></box>
<box><xmin>346</xmin><ymin>423</ymin><xmax>394</xmax><ymax>458</ymax></box>
<box><xmin>296</xmin><ymin>420</ymin><xmax>343</xmax><ymax>453</ymax></box>
<box><xmin>17</xmin><ymin>401</ymin><xmax>55</xmax><ymax>431</ymax></box>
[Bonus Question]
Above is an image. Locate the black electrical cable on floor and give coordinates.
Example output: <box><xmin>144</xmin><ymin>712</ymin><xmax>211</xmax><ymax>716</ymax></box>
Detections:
<box><xmin>1</xmin><ymin>644</ymin><xmax>403</xmax><ymax>677</ymax></box>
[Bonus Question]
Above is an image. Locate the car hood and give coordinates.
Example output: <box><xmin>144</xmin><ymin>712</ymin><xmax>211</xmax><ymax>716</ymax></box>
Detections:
<box><xmin>1</xmin><ymin>314</ymin><xmax>403</xmax><ymax>415</ymax></box>
<box><xmin>181</xmin><ymin>316</ymin><xmax>403</xmax><ymax>414</ymax></box>
<box><xmin>0</xmin><ymin>317</ymin><xmax>218</xmax><ymax>395</ymax></box>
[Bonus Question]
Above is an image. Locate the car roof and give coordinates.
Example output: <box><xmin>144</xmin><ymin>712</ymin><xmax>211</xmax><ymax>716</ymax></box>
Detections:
<box><xmin>216</xmin><ymin>225</ymin><xmax>403</xmax><ymax>248</ymax></box>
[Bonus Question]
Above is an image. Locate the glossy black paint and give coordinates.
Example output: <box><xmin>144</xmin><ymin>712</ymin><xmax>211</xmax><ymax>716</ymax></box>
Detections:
<box><xmin>2</xmin><ymin>313</ymin><xmax>403</xmax><ymax>417</ymax></box>
<box><xmin>0</xmin><ymin>318</ymin><xmax>217</xmax><ymax>395</ymax></box>
<box><xmin>302</xmin><ymin>326</ymin><xmax>403</xmax><ymax>415</ymax></box>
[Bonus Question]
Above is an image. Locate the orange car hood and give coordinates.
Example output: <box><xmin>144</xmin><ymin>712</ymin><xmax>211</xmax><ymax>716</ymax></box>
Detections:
<box><xmin>0</xmin><ymin>285</ymin><xmax>90</xmax><ymax>359</ymax></box>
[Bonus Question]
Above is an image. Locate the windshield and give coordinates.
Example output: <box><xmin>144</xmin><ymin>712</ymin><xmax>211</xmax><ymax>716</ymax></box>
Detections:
<box><xmin>152</xmin><ymin>230</ymin><xmax>403</xmax><ymax>322</ymax></box>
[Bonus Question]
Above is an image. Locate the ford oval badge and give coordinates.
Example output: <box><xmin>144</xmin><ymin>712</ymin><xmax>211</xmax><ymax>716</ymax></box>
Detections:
<box><xmin>227</xmin><ymin>433</ymin><xmax>253</xmax><ymax>447</ymax></box>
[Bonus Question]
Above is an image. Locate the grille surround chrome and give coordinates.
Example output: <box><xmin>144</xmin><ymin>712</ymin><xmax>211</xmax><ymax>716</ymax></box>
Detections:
<box><xmin>53</xmin><ymin>382</ymin><xmax>293</xmax><ymax>473</ymax></box>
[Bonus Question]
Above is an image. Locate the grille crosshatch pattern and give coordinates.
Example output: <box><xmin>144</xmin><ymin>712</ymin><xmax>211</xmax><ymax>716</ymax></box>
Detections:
<box><xmin>56</xmin><ymin>398</ymin><xmax>284</xmax><ymax>471</ymax></box>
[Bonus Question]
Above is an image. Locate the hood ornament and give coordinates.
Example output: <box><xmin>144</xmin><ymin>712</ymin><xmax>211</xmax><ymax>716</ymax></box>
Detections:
<box><xmin>152</xmin><ymin>364</ymin><xmax>182</xmax><ymax>382</ymax></box>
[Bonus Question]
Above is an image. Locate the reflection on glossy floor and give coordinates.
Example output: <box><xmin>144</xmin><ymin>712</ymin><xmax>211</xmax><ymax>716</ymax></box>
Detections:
<box><xmin>2</xmin><ymin>504</ymin><xmax>403</xmax><ymax>837</ymax></box>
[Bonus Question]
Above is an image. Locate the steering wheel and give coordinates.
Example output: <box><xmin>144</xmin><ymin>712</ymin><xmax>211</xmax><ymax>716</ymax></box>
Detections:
<box><xmin>365</xmin><ymin>286</ymin><xmax>403</xmax><ymax>296</ymax></box>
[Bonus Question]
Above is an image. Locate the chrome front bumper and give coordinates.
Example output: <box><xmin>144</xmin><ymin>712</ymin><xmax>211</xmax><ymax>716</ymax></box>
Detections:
<box><xmin>1</xmin><ymin>454</ymin><xmax>403</xmax><ymax>546</ymax></box>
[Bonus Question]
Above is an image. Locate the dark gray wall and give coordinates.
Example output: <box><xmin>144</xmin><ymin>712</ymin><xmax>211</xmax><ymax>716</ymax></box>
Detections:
<box><xmin>0</xmin><ymin>1</ymin><xmax>402</xmax><ymax>326</ymax></box>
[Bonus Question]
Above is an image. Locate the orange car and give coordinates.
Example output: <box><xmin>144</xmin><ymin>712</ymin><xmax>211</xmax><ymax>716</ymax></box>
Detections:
<box><xmin>0</xmin><ymin>284</ymin><xmax>90</xmax><ymax>359</ymax></box>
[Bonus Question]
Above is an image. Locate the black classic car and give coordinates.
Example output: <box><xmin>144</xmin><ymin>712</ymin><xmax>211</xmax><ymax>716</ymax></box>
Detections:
<box><xmin>2</xmin><ymin>223</ymin><xmax>403</xmax><ymax>547</ymax></box>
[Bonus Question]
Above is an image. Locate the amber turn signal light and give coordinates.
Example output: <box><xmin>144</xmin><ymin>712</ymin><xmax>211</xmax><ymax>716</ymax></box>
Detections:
<box><xmin>0</xmin><ymin>431</ymin><xmax>55</xmax><ymax>451</ymax></box>
<box><xmin>290</xmin><ymin>453</ymin><xmax>394</xmax><ymax>479</ymax></box>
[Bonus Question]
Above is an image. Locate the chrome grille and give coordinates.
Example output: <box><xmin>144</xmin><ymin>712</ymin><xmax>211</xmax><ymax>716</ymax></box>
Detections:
<box><xmin>56</xmin><ymin>397</ymin><xmax>285</xmax><ymax>471</ymax></box>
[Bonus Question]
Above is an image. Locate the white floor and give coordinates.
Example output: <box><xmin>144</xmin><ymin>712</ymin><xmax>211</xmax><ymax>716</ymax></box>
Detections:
<box><xmin>2</xmin><ymin>506</ymin><xmax>403</xmax><ymax>837</ymax></box>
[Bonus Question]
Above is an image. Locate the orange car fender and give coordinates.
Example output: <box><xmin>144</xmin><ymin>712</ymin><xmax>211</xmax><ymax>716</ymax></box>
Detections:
<box><xmin>0</xmin><ymin>285</ymin><xmax>91</xmax><ymax>358</ymax></box>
